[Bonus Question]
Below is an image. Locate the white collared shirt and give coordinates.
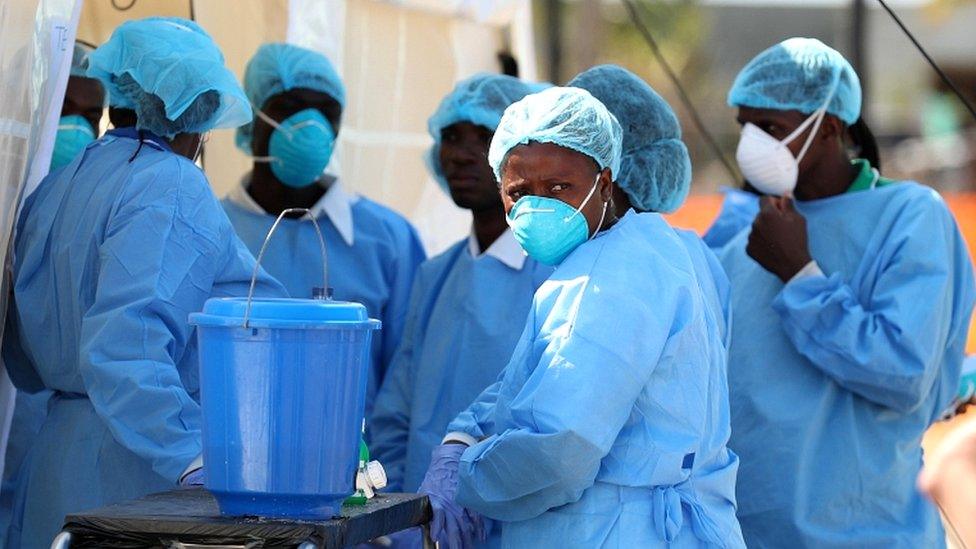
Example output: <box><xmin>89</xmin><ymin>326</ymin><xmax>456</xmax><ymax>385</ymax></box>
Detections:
<box><xmin>226</xmin><ymin>174</ymin><xmax>358</xmax><ymax>246</ymax></box>
<box><xmin>467</xmin><ymin>228</ymin><xmax>526</xmax><ymax>270</ymax></box>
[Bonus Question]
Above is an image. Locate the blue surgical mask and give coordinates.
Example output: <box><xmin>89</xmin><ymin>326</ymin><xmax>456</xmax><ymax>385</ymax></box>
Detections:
<box><xmin>255</xmin><ymin>108</ymin><xmax>336</xmax><ymax>188</ymax></box>
<box><xmin>50</xmin><ymin>114</ymin><xmax>95</xmax><ymax>171</ymax></box>
<box><xmin>506</xmin><ymin>174</ymin><xmax>608</xmax><ymax>266</ymax></box>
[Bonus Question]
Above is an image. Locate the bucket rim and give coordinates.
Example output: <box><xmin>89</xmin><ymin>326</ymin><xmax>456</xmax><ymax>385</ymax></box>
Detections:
<box><xmin>189</xmin><ymin>313</ymin><xmax>381</xmax><ymax>330</ymax></box>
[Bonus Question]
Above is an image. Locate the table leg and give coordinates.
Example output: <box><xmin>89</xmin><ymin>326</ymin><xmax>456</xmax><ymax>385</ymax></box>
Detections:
<box><xmin>50</xmin><ymin>532</ymin><xmax>71</xmax><ymax>549</ymax></box>
<box><xmin>421</xmin><ymin>524</ymin><xmax>435</xmax><ymax>549</ymax></box>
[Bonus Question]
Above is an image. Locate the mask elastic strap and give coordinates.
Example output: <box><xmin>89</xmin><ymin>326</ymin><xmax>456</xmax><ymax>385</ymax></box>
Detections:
<box><xmin>192</xmin><ymin>131</ymin><xmax>209</xmax><ymax>164</ymax></box>
<box><xmin>787</xmin><ymin>75</ymin><xmax>842</xmax><ymax>164</ymax></box>
<box><xmin>254</xmin><ymin>108</ymin><xmax>327</xmax><ymax>136</ymax></box>
<box><xmin>588</xmin><ymin>201</ymin><xmax>608</xmax><ymax>241</ymax></box>
<box><xmin>793</xmin><ymin>107</ymin><xmax>829</xmax><ymax>164</ymax></box>
<box><xmin>568</xmin><ymin>173</ymin><xmax>604</xmax><ymax>221</ymax></box>
<box><xmin>252</xmin><ymin>109</ymin><xmax>282</xmax><ymax>164</ymax></box>
<box><xmin>254</xmin><ymin>108</ymin><xmax>281</xmax><ymax>130</ymax></box>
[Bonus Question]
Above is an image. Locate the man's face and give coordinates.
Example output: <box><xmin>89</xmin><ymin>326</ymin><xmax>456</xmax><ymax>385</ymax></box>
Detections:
<box><xmin>251</xmin><ymin>88</ymin><xmax>342</xmax><ymax>157</ymax></box>
<box><xmin>62</xmin><ymin>76</ymin><xmax>105</xmax><ymax>131</ymax></box>
<box><xmin>438</xmin><ymin>122</ymin><xmax>501</xmax><ymax>211</ymax></box>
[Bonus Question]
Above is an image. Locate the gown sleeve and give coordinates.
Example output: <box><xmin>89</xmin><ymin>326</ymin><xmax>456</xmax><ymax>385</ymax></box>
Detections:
<box><xmin>455</xmin><ymin>271</ymin><xmax>684</xmax><ymax>522</ymax></box>
<box><xmin>773</xmin><ymin>195</ymin><xmax>976</xmax><ymax>413</ymax></box>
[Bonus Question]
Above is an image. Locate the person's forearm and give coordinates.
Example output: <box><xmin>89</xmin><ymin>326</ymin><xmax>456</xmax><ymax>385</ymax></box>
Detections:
<box><xmin>929</xmin><ymin>459</ymin><xmax>976</xmax><ymax>547</ymax></box>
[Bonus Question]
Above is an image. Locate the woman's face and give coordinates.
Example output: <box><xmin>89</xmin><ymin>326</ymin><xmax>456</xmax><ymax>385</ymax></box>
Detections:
<box><xmin>499</xmin><ymin>142</ymin><xmax>614</xmax><ymax>235</ymax></box>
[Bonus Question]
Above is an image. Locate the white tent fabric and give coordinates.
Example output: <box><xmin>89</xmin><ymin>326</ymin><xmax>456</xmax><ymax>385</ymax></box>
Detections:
<box><xmin>203</xmin><ymin>0</ymin><xmax>537</xmax><ymax>255</ymax></box>
<box><xmin>0</xmin><ymin>0</ymin><xmax>82</xmax><ymax>483</ymax></box>
<box><xmin>381</xmin><ymin>0</ymin><xmax>523</xmax><ymax>24</ymax></box>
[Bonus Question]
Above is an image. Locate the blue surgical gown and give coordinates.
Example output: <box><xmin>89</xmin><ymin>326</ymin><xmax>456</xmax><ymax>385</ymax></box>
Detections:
<box><xmin>2</xmin><ymin>129</ymin><xmax>286</xmax><ymax>548</ymax></box>
<box><xmin>222</xmin><ymin>194</ymin><xmax>426</xmax><ymax>420</ymax></box>
<box><xmin>0</xmin><ymin>390</ymin><xmax>49</xmax><ymax>548</ymax></box>
<box><xmin>702</xmin><ymin>188</ymin><xmax>759</xmax><ymax>250</ymax></box>
<box><xmin>716</xmin><ymin>182</ymin><xmax>976</xmax><ymax>548</ymax></box>
<box><xmin>370</xmin><ymin>236</ymin><xmax>551</xmax><ymax>495</ymax></box>
<box><xmin>447</xmin><ymin>210</ymin><xmax>745</xmax><ymax>548</ymax></box>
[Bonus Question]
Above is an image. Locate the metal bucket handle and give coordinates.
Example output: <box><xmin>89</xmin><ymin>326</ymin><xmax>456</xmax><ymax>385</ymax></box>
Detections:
<box><xmin>243</xmin><ymin>207</ymin><xmax>329</xmax><ymax>328</ymax></box>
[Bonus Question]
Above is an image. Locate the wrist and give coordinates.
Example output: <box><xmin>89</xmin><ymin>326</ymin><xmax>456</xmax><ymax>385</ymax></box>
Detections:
<box><xmin>442</xmin><ymin>431</ymin><xmax>477</xmax><ymax>447</ymax></box>
<box><xmin>781</xmin><ymin>253</ymin><xmax>814</xmax><ymax>282</ymax></box>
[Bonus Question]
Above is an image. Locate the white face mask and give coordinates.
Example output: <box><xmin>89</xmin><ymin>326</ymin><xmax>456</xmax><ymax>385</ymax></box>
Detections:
<box><xmin>735</xmin><ymin>85</ymin><xmax>838</xmax><ymax>197</ymax></box>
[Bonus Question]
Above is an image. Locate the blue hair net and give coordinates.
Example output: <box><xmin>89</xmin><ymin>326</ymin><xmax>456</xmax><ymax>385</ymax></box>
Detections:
<box><xmin>488</xmin><ymin>86</ymin><xmax>622</xmax><ymax>182</ymax></box>
<box><xmin>70</xmin><ymin>41</ymin><xmax>95</xmax><ymax>78</ymax></box>
<box><xmin>104</xmin><ymin>18</ymin><xmax>207</xmax><ymax>110</ymax></box>
<box><xmin>425</xmin><ymin>73</ymin><xmax>549</xmax><ymax>192</ymax></box>
<box><xmin>728</xmin><ymin>37</ymin><xmax>862</xmax><ymax>125</ymax></box>
<box><xmin>235</xmin><ymin>43</ymin><xmax>346</xmax><ymax>152</ymax></box>
<box><xmin>569</xmin><ymin>65</ymin><xmax>691</xmax><ymax>213</ymax></box>
<box><xmin>87</xmin><ymin>17</ymin><xmax>250</xmax><ymax>138</ymax></box>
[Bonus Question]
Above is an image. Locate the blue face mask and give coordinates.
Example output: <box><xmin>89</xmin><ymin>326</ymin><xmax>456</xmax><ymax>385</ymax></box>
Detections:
<box><xmin>506</xmin><ymin>174</ymin><xmax>607</xmax><ymax>266</ymax></box>
<box><xmin>255</xmin><ymin>108</ymin><xmax>336</xmax><ymax>188</ymax></box>
<box><xmin>50</xmin><ymin>115</ymin><xmax>95</xmax><ymax>171</ymax></box>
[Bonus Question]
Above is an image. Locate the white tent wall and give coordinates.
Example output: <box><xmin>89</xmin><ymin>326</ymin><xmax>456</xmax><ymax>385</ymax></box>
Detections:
<box><xmin>196</xmin><ymin>0</ymin><xmax>536</xmax><ymax>255</ymax></box>
<box><xmin>0</xmin><ymin>0</ymin><xmax>82</xmax><ymax>484</ymax></box>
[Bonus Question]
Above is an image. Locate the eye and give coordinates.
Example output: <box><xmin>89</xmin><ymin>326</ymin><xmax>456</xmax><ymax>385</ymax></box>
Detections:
<box><xmin>476</xmin><ymin>129</ymin><xmax>493</xmax><ymax>144</ymax></box>
<box><xmin>507</xmin><ymin>188</ymin><xmax>524</xmax><ymax>201</ymax></box>
<box><xmin>550</xmin><ymin>183</ymin><xmax>569</xmax><ymax>193</ymax></box>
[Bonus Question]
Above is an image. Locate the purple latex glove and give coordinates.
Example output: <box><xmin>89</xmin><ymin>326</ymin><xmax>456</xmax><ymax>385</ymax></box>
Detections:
<box><xmin>179</xmin><ymin>467</ymin><xmax>205</xmax><ymax>487</ymax></box>
<box><xmin>418</xmin><ymin>443</ymin><xmax>487</xmax><ymax>549</ymax></box>
<box><xmin>355</xmin><ymin>528</ymin><xmax>423</xmax><ymax>548</ymax></box>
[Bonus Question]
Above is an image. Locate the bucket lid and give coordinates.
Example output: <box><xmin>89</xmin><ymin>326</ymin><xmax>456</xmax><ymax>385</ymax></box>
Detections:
<box><xmin>189</xmin><ymin>297</ymin><xmax>381</xmax><ymax>330</ymax></box>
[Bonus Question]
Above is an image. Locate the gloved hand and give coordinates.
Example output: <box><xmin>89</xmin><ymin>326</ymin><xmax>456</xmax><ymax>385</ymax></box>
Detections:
<box><xmin>355</xmin><ymin>528</ymin><xmax>422</xmax><ymax>549</ymax></box>
<box><xmin>180</xmin><ymin>467</ymin><xmax>205</xmax><ymax>487</ymax></box>
<box><xmin>418</xmin><ymin>443</ymin><xmax>487</xmax><ymax>549</ymax></box>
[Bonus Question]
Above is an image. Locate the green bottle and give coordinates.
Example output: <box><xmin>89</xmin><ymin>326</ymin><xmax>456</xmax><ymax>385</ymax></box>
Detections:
<box><xmin>345</xmin><ymin>438</ymin><xmax>371</xmax><ymax>506</ymax></box>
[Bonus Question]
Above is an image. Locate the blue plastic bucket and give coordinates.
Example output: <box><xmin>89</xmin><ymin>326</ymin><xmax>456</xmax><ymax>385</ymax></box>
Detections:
<box><xmin>190</xmin><ymin>297</ymin><xmax>380</xmax><ymax>518</ymax></box>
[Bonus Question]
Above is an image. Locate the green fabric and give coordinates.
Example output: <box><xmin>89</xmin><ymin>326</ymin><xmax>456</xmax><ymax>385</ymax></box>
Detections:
<box><xmin>847</xmin><ymin>159</ymin><xmax>895</xmax><ymax>193</ymax></box>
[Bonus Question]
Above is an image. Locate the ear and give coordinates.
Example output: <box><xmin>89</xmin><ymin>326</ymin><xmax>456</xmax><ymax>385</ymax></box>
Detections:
<box><xmin>820</xmin><ymin>114</ymin><xmax>845</xmax><ymax>142</ymax></box>
<box><xmin>599</xmin><ymin>168</ymin><xmax>614</xmax><ymax>202</ymax></box>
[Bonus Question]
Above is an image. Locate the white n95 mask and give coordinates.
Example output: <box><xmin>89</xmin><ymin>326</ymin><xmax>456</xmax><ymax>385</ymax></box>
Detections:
<box><xmin>734</xmin><ymin>84</ymin><xmax>838</xmax><ymax>197</ymax></box>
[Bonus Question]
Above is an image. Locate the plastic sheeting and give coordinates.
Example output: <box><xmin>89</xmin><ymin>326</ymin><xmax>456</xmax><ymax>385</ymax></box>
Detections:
<box><xmin>0</xmin><ymin>0</ymin><xmax>82</xmax><ymax>483</ymax></box>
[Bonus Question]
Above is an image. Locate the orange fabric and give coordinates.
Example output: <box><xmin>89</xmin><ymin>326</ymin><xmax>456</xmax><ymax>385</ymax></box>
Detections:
<box><xmin>665</xmin><ymin>193</ymin><xmax>976</xmax><ymax>352</ymax></box>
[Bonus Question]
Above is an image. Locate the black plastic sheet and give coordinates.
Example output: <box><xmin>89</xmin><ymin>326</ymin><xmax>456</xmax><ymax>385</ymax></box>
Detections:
<box><xmin>60</xmin><ymin>488</ymin><xmax>430</xmax><ymax>548</ymax></box>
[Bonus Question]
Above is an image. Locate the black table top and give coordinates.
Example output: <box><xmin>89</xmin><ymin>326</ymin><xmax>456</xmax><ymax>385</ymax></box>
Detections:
<box><xmin>61</xmin><ymin>488</ymin><xmax>430</xmax><ymax>548</ymax></box>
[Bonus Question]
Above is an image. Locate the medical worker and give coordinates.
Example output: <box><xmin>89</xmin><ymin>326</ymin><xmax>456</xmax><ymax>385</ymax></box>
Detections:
<box><xmin>368</xmin><ymin>74</ymin><xmax>551</xmax><ymax>546</ymax></box>
<box><xmin>418</xmin><ymin>86</ymin><xmax>744</xmax><ymax>548</ymax></box>
<box><xmin>223</xmin><ymin>43</ymin><xmax>426</xmax><ymax>418</ymax></box>
<box><xmin>2</xmin><ymin>18</ymin><xmax>285</xmax><ymax>547</ymax></box>
<box><xmin>702</xmin><ymin>114</ymin><xmax>882</xmax><ymax>250</ymax></box>
<box><xmin>718</xmin><ymin>38</ymin><xmax>975</xmax><ymax>547</ymax></box>
<box><xmin>568</xmin><ymin>65</ymin><xmax>732</xmax><ymax>341</ymax></box>
<box><xmin>0</xmin><ymin>39</ymin><xmax>105</xmax><ymax>548</ymax></box>
<box><xmin>103</xmin><ymin>17</ymin><xmax>209</xmax><ymax>130</ymax></box>
<box><xmin>49</xmin><ymin>41</ymin><xmax>105</xmax><ymax>171</ymax></box>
